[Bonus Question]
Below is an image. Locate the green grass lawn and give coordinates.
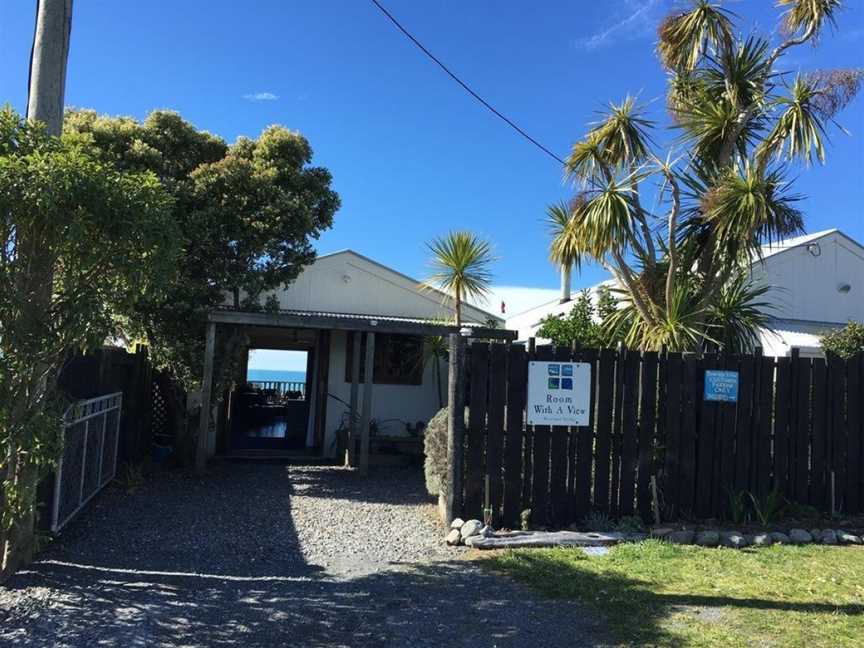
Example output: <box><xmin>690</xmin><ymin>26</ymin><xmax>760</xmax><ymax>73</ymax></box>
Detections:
<box><xmin>484</xmin><ymin>541</ymin><xmax>864</xmax><ymax>647</ymax></box>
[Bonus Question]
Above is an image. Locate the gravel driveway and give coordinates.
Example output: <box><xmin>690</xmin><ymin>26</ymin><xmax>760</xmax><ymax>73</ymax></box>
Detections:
<box><xmin>0</xmin><ymin>462</ymin><xmax>608</xmax><ymax>647</ymax></box>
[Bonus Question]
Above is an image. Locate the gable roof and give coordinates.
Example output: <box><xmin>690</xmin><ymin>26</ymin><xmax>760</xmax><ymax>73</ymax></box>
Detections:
<box><xmin>757</xmin><ymin>229</ymin><xmax>864</xmax><ymax>261</ymax></box>
<box><xmin>313</xmin><ymin>249</ymin><xmax>503</xmax><ymax>324</ymax></box>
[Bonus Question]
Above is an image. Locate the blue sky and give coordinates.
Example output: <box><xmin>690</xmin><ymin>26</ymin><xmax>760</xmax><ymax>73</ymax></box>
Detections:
<box><xmin>2</xmin><ymin>0</ymin><xmax>863</xmax><ymax>320</ymax></box>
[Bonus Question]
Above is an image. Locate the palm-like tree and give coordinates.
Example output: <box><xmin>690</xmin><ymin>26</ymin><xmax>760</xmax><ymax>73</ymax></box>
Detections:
<box><xmin>425</xmin><ymin>231</ymin><xmax>493</xmax><ymax>327</ymax></box>
<box><xmin>546</xmin><ymin>200</ymin><xmax>583</xmax><ymax>303</ymax></box>
<box><xmin>556</xmin><ymin>0</ymin><xmax>860</xmax><ymax>352</ymax></box>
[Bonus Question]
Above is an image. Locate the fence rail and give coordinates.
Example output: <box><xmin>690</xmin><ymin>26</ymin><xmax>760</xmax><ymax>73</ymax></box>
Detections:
<box><xmin>460</xmin><ymin>343</ymin><xmax>864</xmax><ymax>529</ymax></box>
<box><xmin>248</xmin><ymin>380</ymin><xmax>306</xmax><ymax>399</ymax></box>
<box><xmin>51</xmin><ymin>392</ymin><xmax>122</xmax><ymax>533</ymax></box>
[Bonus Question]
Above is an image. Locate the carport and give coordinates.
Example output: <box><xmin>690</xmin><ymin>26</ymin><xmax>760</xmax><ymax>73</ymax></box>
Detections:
<box><xmin>196</xmin><ymin>306</ymin><xmax>514</xmax><ymax>474</ymax></box>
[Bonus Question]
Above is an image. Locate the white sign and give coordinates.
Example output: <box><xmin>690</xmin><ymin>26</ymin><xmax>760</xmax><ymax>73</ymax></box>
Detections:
<box><xmin>527</xmin><ymin>361</ymin><xmax>591</xmax><ymax>426</ymax></box>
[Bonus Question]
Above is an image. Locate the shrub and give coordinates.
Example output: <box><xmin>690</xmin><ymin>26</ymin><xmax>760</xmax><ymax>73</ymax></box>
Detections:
<box><xmin>424</xmin><ymin>407</ymin><xmax>449</xmax><ymax>497</ymax></box>
<box><xmin>820</xmin><ymin>321</ymin><xmax>864</xmax><ymax>359</ymax></box>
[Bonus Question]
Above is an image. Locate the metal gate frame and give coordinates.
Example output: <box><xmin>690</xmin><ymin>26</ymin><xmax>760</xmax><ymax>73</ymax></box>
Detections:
<box><xmin>51</xmin><ymin>392</ymin><xmax>123</xmax><ymax>533</ymax></box>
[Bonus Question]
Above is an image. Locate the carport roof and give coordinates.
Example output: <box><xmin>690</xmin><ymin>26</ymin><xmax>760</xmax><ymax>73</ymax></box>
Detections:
<box><xmin>208</xmin><ymin>307</ymin><xmax>516</xmax><ymax>340</ymax></box>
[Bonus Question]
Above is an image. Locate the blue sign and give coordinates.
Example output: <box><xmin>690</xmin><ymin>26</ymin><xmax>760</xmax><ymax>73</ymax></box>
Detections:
<box><xmin>704</xmin><ymin>370</ymin><xmax>739</xmax><ymax>402</ymax></box>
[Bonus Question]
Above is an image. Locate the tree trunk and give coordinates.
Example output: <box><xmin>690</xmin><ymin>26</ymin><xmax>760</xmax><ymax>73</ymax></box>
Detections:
<box><xmin>559</xmin><ymin>265</ymin><xmax>572</xmax><ymax>304</ymax></box>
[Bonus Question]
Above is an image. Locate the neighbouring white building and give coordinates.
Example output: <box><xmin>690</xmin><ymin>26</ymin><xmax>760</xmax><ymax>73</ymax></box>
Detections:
<box><xmin>507</xmin><ymin>229</ymin><xmax>864</xmax><ymax>357</ymax></box>
<box><xmin>202</xmin><ymin>250</ymin><xmax>508</xmax><ymax>462</ymax></box>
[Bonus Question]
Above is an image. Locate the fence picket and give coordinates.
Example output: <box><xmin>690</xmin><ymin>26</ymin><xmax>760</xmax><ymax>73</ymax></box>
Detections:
<box><xmin>594</xmin><ymin>348</ymin><xmax>615</xmax><ymax>514</ymax></box>
<box><xmin>502</xmin><ymin>344</ymin><xmax>527</xmax><ymax>527</ymax></box>
<box><xmin>846</xmin><ymin>355</ymin><xmax>861</xmax><ymax>512</ymax></box>
<box><xmin>464</xmin><ymin>342</ymin><xmax>489</xmax><ymax>519</ymax></box>
<box><xmin>619</xmin><ymin>350</ymin><xmax>639</xmax><ymax>517</ymax></box>
<box><xmin>485</xmin><ymin>344</ymin><xmax>507</xmax><ymax>525</ymax></box>
<box><xmin>530</xmin><ymin>345</ymin><xmax>554</xmax><ymax>526</ymax></box>
<box><xmin>637</xmin><ymin>352</ymin><xmax>658</xmax><ymax>522</ymax></box>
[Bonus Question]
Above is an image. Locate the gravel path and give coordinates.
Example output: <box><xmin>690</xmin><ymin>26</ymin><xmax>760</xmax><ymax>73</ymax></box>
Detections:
<box><xmin>0</xmin><ymin>462</ymin><xmax>609</xmax><ymax>647</ymax></box>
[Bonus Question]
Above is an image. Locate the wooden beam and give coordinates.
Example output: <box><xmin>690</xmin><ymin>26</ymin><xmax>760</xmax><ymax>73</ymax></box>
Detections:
<box><xmin>359</xmin><ymin>332</ymin><xmax>376</xmax><ymax>475</ymax></box>
<box><xmin>445</xmin><ymin>333</ymin><xmax>466</xmax><ymax>524</ymax></box>
<box><xmin>207</xmin><ymin>309</ymin><xmax>515</xmax><ymax>340</ymax></box>
<box><xmin>195</xmin><ymin>321</ymin><xmax>216</xmax><ymax>476</ymax></box>
<box><xmin>347</xmin><ymin>331</ymin><xmax>362</xmax><ymax>467</ymax></box>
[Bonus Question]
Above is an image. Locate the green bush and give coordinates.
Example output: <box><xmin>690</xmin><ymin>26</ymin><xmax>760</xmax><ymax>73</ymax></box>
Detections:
<box><xmin>820</xmin><ymin>321</ymin><xmax>864</xmax><ymax>359</ymax></box>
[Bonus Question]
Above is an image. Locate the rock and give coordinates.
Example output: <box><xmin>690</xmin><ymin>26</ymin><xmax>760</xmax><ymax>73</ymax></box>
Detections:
<box><xmin>479</xmin><ymin>525</ymin><xmax>494</xmax><ymax>538</ymax></box>
<box><xmin>460</xmin><ymin>519</ymin><xmax>483</xmax><ymax>541</ymax></box>
<box><xmin>837</xmin><ymin>530</ymin><xmax>862</xmax><ymax>544</ymax></box>
<box><xmin>450</xmin><ymin>518</ymin><xmax>465</xmax><ymax>530</ymax></box>
<box><xmin>445</xmin><ymin>529</ymin><xmax>462</xmax><ymax>546</ymax></box>
<box><xmin>819</xmin><ymin>529</ymin><xmax>838</xmax><ymax>545</ymax></box>
<box><xmin>720</xmin><ymin>531</ymin><xmax>749</xmax><ymax>549</ymax></box>
<box><xmin>668</xmin><ymin>530</ymin><xmax>695</xmax><ymax>545</ymax></box>
<box><xmin>809</xmin><ymin>528</ymin><xmax>821</xmax><ymax>540</ymax></box>
<box><xmin>650</xmin><ymin>527</ymin><xmax>675</xmax><ymax>538</ymax></box>
<box><xmin>751</xmin><ymin>533</ymin><xmax>773</xmax><ymax>547</ymax></box>
<box><xmin>789</xmin><ymin>529</ymin><xmax>813</xmax><ymax>544</ymax></box>
<box><xmin>695</xmin><ymin>530</ymin><xmax>720</xmax><ymax>547</ymax></box>
<box><xmin>769</xmin><ymin>531</ymin><xmax>790</xmax><ymax>544</ymax></box>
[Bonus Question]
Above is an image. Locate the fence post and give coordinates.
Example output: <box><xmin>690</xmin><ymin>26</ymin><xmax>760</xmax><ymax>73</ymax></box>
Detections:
<box><xmin>445</xmin><ymin>333</ymin><xmax>466</xmax><ymax>525</ymax></box>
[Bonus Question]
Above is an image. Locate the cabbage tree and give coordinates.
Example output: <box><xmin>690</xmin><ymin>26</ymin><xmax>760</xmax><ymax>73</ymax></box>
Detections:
<box><xmin>556</xmin><ymin>0</ymin><xmax>861</xmax><ymax>351</ymax></box>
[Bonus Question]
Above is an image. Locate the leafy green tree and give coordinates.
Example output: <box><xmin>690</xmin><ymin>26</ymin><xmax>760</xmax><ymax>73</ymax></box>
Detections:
<box><xmin>0</xmin><ymin>108</ymin><xmax>178</xmax><ymax>563</ymax></box>
<box><xmin>820</xmin><ymin>321</ymin><xmax>864</xmax><ymax>359</ymax></box>
<box><xmin>64</xmin><ymin>110</ymin><xmax>340</xmax><ymax>385</ymax></box>
<box><xmin>537</xmin><ymin>290</ymin><xmax>596</xmax><ymax>347</ymax></box>
<box><xmin>424</xmin><ymin>231</ymin><xmax>494</xmax><ymax>327</ymax></box>
<box><xmin>554</xmin><ymin>0</ymin><xmax>861</xmax><ymax>352</ymax></box>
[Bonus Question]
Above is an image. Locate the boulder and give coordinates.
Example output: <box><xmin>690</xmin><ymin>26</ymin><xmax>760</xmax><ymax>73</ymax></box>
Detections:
<box><xmin>460</xmin><ymin>519</ymin><xmax>483</xmax><ymax>541</ymax></box>
<box><xmin>769</xmin><ymin>531</ymin><xmax>790</xmax><ymax>544</ymax></box>
<box><xmin>789</xmin><ymin>529</ymin><xmax>813</xmax><ymax>544</ymax></box>
<box><xmin>819</xmin><ymin>529</ymin><xmax>838</xmax><ymax>545</ymax></box>
<box><xmin>445</xmin><ymin>529</ymin><xmax>462</xmax><ymax>546</ymax></box>
<box><xmin>695</xmin><ymin>530</ymin><xmax>720</xmax><ymax>547</ymax></box>
<box><xmin>720</xmin><ymin>531</ymin><xmax>749</xmax><ymax>549</ymax></box>
<box><xmin>809</xmin><ymin>528</ymin><xmax>821</xmax><ymax>540</ymax></box>
<box><xmin>668</xmin><ymin>530</ymin><xmax>695</xmax><ymax>545</ymax></box>
<box><xmin>479</xmin><ymin>525</ymin><xmax>494</xmax><ymax>538</ymax></box>
<box><xmin>450</xmin><ymin>518</ymin><xmax>465</xmax><ymax>530</ymax></box>
<box><xmin>837</xmin><ymin>530</ymin><xmax>862</xmax><ymax>545</ymax></box>
<box><xmin>751</xmin><ymin>533</ymin><xmax>773</xmax><ymax>547</ymax></box>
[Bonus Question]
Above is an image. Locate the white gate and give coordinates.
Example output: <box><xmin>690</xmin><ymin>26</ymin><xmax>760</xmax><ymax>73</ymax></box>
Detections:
<box><xmin>51</xmin><ymin>392</ymin><xmax>122</xmax><ymax>532</ymax></box>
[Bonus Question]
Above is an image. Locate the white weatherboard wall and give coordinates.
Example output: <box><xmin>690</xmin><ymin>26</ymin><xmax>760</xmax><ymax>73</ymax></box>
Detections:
<box><xmin>262</xmin><ymin>250</ymin><xmax>495</xmax><ymax>323</ymax></box>
<box><xmin>749</xmin><ymin>230</ymin><xmax>864</xmax><ymax>324</ymax></box>
<box><xmin>323</xmin><ymin>331</ymin><xmax>445</xmax><ymax>453</ymax></box>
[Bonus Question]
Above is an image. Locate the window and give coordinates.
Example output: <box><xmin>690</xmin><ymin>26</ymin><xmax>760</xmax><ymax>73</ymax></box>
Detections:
<box><xmin>345</xmin><ymin>333</ymin><xmax>424</xmax><ymax>386</ymax></box>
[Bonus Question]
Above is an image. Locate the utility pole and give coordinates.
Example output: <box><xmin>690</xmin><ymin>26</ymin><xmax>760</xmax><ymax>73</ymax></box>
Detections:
<box><xmin>27</xmin><ymin>0</ymin><xmax>74</xmax><ymax>135</ymax></box>
<box><xmin>2</xmin><ymin>0</ymin><xmax>74</xmax><ymax>582</ymax></box>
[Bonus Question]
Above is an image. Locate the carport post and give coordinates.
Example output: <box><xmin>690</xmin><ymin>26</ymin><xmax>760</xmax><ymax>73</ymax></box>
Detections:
<box><xmin>347</xmin><ymin>331</ymin><xmax>362</xmax><ymax>467</ymax></box>
<box><xmin>358</xmin><ymin>332</ymin><xmax>375</xmax><ymax>475</ymax></box>
<box><xmin>445</xmin><ymin>333</ymin><xmax>466</xmax><ymax>525</ymax></box>
<box><xmin>195</xmin><ymin>321</ymin><xmax>216</xmax><ymax>476</ymax></box>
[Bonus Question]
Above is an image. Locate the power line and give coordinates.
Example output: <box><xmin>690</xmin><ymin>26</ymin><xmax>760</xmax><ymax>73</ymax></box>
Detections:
<box><xmin>369</xmin><ymin>0</ymin><xmax>566</xmax><ymax>166</ymax></box>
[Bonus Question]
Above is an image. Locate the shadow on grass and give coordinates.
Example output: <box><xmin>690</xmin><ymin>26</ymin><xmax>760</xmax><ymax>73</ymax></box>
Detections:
<box><xmin>483</xmin><ymin>548</ymin><xmax>864</xmax><ymax>647</ymax></box>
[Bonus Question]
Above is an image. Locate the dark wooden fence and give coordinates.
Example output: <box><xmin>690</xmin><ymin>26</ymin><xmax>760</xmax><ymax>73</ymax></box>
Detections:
<box><xmin>460</xmin><ymin>342</ymin><xmax>864</xmax><ymax>528</ymax></box>
<box><xmin>58</xmin><ymin>346</ymin><xmax>187</xmax><ymax>464</ymax></box>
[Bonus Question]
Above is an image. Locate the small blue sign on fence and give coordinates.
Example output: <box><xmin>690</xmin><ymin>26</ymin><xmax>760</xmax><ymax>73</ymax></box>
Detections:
<box><xmin>704</xmin><ymin>370</ymin><xmax>739</xmax><ymax>402</ymax></box>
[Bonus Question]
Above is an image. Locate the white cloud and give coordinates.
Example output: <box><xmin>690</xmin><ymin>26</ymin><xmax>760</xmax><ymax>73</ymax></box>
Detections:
<box><xmin>572</xmin><ymin>0</ymin><xmax>664</xmax><ymax>51</ymax></box>
<box><xmin>243</xmin><ymin>92</ymin><xmax>279</xmax><ymax>102</ymax></box>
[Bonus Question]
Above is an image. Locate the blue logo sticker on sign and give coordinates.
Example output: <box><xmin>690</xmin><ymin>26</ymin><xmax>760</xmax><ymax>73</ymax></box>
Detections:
<box><xmin>704</xmin><ymin>370</ymin><xmax>739</xmax><ymax>402</ymax></box>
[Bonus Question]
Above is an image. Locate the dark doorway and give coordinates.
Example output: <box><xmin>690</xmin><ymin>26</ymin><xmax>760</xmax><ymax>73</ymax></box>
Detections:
<box><xmin>231</xmin><ymin>349</ymin><xmax>312</xmax><ymax>450</ymax></box>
